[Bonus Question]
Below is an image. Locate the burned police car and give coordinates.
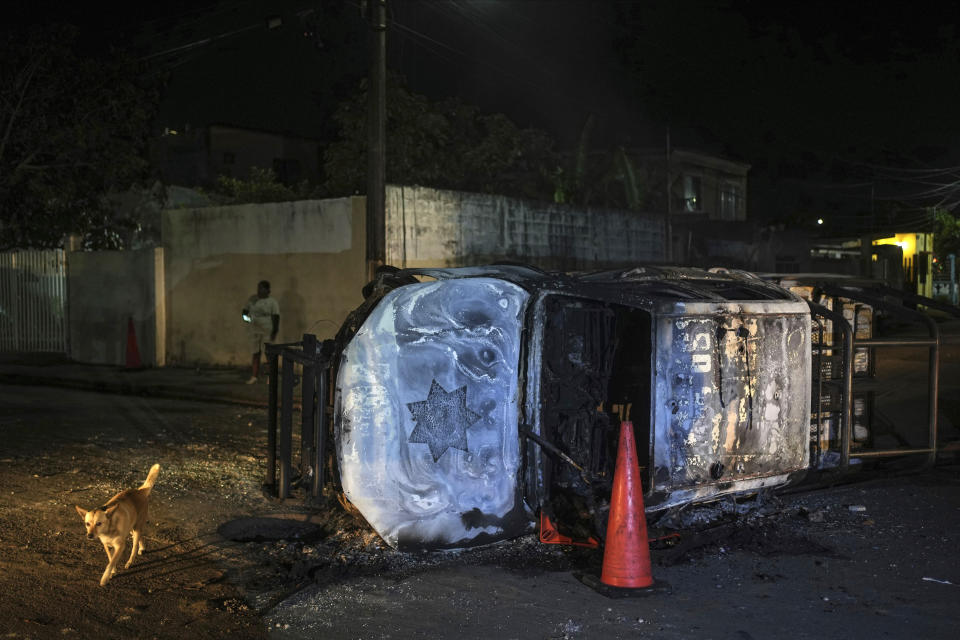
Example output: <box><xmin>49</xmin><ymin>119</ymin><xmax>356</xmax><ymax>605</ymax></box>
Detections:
<box><xmin>332</xmin><ymin>265</ymin><xmax>811</xmax><ymax>550</ymax></box>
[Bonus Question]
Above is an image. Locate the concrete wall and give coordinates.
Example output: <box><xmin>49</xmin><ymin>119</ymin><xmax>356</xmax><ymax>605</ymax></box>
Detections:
<box><xmin>68</xmin><ymin>248</ymin><xmax>163</xmax><ymax>366</ymax></box>
<box><xmin>64</xmin><ymin>187</ymin><xmax>747</xmax><ymax>368</ymax></box>
<box><xmin>161</xmin><ymin>197</ymin><xmax>367</xmax><ymax>366</ymax></box>
<box><xmin>385</xmin><ymin>185</ymin><xmax>667</xmax><ymax>270</ymax></box>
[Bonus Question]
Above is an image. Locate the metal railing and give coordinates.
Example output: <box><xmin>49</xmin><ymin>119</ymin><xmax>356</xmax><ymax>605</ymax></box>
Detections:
<box><xmin>807</xmin><ymin>301</ymin><xmax>854</xmax><ymax>468</ymax></box>
<box><xmin>263</xmin><ymin>333</ymin><xmax>333</xmax><ymax>500</ymax></box>
<box><xmin>808</xmin><ymin>285</ymin><xmax>947</xmax><ymax>470</ymax></box>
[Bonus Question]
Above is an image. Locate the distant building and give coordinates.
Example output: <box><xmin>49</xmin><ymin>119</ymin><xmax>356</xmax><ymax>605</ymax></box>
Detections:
<box><xmin>629</xmin><ymin>147</ymin><xmax>750</xmax><ymax>221</ymax></box>
<box><xmin>616</xmin><ymin>147</ymin><xmax>753</xmax><ymax>266</ymax></box>
<box><xmin>149</xmin><ymin>123</ymin><xmax>321</xmax><ymax>187</ymax></box>
<box><xmin>670</xmin><ymin>148</ymin><xmax>749</xmax><ymax>221</ymax></box>
<box><xmin>808</xmin><ymin>231</ymin><xmax>935</xmax><ymax>296</ymax></box>
<box><xmin>872</xmin><ymin>232</ymin><xmax>934</xmax><ymax>296</ymax></box>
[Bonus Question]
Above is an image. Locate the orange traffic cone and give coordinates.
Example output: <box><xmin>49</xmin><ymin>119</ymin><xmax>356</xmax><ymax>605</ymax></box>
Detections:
<box><xmin>579</xmin><ymin>420</ymin><xmax>667</xmax><ymax>596</ymax></box>
<box><xmin>125</xmin><ymin>317</ymin><xmax>142</xmax><ymax>369</ymax></box>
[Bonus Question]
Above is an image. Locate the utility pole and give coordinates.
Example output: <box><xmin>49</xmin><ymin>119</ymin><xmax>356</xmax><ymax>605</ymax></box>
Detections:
<box><xmin>665</xmin><ymin>127</ymin><xmax>673</xmax><ymax>263</ymax></box>
<box><xmin>366</xmin><ymin>0</ymin><xmax>387</xmax><ymax>281</ymax></box>
<box><xmin>950</xmin><ymin>253</ymin><xmax>957</xmax><ymax>306</ymax></box>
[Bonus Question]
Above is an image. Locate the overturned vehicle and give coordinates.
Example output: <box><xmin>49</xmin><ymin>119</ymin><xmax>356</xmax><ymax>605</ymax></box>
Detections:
<box><xmin>331</xmin><ymin>265</ymin><xmax>811</xmax><ymax>550</ymax></box>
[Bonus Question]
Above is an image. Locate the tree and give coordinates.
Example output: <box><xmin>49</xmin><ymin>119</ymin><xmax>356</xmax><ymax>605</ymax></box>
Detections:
<box><xmin>322</xmin><ymin>76</ymin><xmax>557</xmax><ymax>202</ymax></box>
<box><xmin>552</xmin><ymin>116</ymin><xmax>655</xmax><ymax>212</ymax></box>
<box><xmin>206</xmin><ymin>167</ymin><xmax>320</xmax><ymax>204</ymax></box>
<box><xmin>935</xmin><ymin>208</ymin><xmax>960</xmax><ymax>260</ymax></box>
<box><xmin>0</xmin><ymin>26</ymin><xmax>161</xmax><ymax>249</ymax></box>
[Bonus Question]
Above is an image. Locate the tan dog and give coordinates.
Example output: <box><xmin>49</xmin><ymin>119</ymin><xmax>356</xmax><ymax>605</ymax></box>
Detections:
<box><xmin>75</xmin><ymin>463</ymin><xmax>160</xmax><ymax>586</ymax></box>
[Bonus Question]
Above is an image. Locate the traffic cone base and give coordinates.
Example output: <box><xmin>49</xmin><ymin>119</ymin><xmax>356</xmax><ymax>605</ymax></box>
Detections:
<box><xmin>125</xmin><ymin>317</ymin><xmax>142</xmax><ymax>369</ymax></box>
<box><xmin>579</xmin><ymin>420</ymin><xmax>670</xmax><ymax>597</ymax></box>
<box><xmin>577</xmin><ymin>570</ymin><xmax>670</xmax><ymax>598</ymax></box>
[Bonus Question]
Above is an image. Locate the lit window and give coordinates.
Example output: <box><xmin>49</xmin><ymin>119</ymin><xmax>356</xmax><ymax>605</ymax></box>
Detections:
<box><xmin>683</xmin><ymin>175</ymin><xmax>702</xmax><ymax>212</ymax></box>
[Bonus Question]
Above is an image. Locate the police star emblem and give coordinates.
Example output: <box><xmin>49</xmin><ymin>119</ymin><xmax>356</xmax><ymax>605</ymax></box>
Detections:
<box><xmin>407</xmin><ymin>379</ymin><xmax>482</xmax><ymax>462</ymax></box>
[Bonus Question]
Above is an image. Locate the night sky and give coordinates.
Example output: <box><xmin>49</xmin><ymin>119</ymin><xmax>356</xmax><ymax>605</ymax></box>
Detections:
<box><xmin>9</xmin><ymin>0</ymin><xmax>960</xmax><ymax>223</ymax></box>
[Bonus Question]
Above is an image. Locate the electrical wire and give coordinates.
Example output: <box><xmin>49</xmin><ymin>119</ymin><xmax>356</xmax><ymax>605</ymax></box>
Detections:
<box><xmin>388</xmin><ymin>17</ymin><xmax>565</xmax><ymax>101</ymax></box>
<box><xmin>135</xmin><ymin>1</ymin><xmax>315</xmax><ymax>64</ymax></box>
<box><xmin>427</xmin><ymin>0</ymin><xmax>561</xmax><ymax>83</ymax></box>
<box><xmin>138</xmin><ymin>21</ymin><xmax>263</xmax><ymax>61</ymax></box>
<box><xmin>347</xmin><ymin>0</ymin><xmax>606</xmax><ymax>116</ymax></box>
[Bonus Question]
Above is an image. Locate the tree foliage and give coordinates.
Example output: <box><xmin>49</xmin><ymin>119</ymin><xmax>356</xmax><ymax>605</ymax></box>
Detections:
<box><xmin>0</xmin><ymin>26</ymin><xmax>161</xmax><ymax>249</ymax></box>
<box><xmin>552</xmin><ymin>115</ymin><xmax>655</xmax><ymax>212</ymax></box>
<box><xmin>935</xmin><ymin>208</ymin><xmax>960</xmax><ymax>259</ymax></box>
<box><xmin>322</xmin><ymin>77</ymin><xmax>557</xmax><ymax>201</ymax></box>
<box><xmin>207</xmin><ymin>167</ymin><xmax>320</xmax><ymax>204</ymax></box>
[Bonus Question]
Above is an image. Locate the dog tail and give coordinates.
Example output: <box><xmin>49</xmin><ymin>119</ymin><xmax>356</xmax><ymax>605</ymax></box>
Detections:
<box><xmin>140</xmin><ymin>463</ymin><xmax>161</xmax><ymax>493</ymax></box>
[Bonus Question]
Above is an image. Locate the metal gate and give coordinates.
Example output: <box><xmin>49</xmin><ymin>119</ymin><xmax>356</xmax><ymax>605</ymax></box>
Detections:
<box><xmin>0</xmin><ymin>250</ymin><xmax>68</xmax><ymax>353</ymax></box>
<box><xmin>264</xmin><ymin>334</ymin><xmax>334</xmax><ymax>501</ymax></box>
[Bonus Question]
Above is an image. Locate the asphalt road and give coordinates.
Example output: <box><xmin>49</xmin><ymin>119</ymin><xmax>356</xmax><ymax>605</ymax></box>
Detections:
<box><xmin>1</xmin><ymin>384</ymin><xmax>958</xmax><ymax>639</ymax></box>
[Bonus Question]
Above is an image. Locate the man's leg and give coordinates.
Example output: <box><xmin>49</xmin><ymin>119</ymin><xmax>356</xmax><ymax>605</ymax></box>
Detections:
<box><xmin>247</xmin><ymin>333</ymin><xmax>263</xmax><ymax>383</ymax></box>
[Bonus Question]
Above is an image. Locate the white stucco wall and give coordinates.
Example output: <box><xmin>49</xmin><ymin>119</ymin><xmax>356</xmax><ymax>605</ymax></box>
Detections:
<box><xmin>160</xmin><ymin>197</ymin><xmax>367</xmax><ymax>366</ymax></box>
<box><xmin>123</xmin><ymin>187</ymin><xmax>668</xmax><ymax>367</ymax></box>
<box><xmin>385</xmin><ymin>185</ymin><xmax>667</xmax><ymax>269</ymax></box>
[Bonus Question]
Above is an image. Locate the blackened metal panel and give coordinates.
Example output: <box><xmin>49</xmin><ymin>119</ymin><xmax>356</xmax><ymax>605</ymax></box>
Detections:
<box><xmin>650</xmin><ymin>301</ymin><xmax>810</xmax><ymax>509</ymax></box>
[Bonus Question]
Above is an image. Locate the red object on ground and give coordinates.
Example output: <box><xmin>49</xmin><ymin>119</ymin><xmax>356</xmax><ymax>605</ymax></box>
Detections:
<box><xmin>600</xmin><ymin>420</ymin><xmax>654</xmax><ymax>588</ymax></box>
<box><xmin>125</xmin><ymin>317</ymin><xmax>142</xmax><ymax>369</ymax></box>
<box><xmin>539</xmin><ymin>511</ymin><xmax>600</xmax><ymax>549</ymax></box>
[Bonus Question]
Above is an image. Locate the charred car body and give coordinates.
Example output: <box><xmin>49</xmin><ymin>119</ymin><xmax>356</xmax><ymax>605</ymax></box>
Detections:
<box><xmin>332</xmin><ymin>265</ymin><xmax>811</xmax><ymax>550</ymax></box>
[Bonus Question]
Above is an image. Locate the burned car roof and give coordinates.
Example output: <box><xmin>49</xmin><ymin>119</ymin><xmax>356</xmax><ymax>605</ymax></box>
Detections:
<box><xmin>393</xmin><ymin>264</ymin><xmax>799</xmax><ymax>303</ymax></box>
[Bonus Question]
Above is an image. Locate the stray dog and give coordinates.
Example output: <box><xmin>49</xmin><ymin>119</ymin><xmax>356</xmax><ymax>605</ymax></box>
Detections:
<box><xmin>75</xmin><ymin>463</ymin><xmax>160</xmax><ymax>586</ymax></box>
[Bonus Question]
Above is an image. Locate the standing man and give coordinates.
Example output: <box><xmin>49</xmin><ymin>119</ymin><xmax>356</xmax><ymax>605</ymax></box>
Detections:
<box><xmin>242</xmin><ymin>280</ymin><xmax>280</xmax><ymax>384</ymax></box>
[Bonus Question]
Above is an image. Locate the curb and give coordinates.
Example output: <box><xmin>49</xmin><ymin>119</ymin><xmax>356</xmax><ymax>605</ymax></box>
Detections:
<box><xmin>0</xmin><ymin>372</ymin><xmax>269</xmax><ymax>408</ymax></box>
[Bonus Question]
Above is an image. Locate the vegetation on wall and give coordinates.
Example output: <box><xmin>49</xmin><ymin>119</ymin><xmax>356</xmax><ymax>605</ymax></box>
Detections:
<box><xmin>206</xmin><ymin>167</ymin><xmax>320</xmax><ymax>205</ymax></box>
<box><xmin>551</xmin><ymin>115</ymin><xmax>660</xmax><ymax>212</ymax></box>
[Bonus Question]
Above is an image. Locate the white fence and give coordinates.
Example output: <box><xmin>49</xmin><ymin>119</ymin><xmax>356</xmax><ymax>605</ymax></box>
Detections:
<box><xmin>0</xmin><ymin>250</ymin><xmax>68</xmax><ymax>353</ymax></box>
<box><xmin>933</xmin><ymin>279</ymin><xmax>959</xmax><ymax>305</ymax></box>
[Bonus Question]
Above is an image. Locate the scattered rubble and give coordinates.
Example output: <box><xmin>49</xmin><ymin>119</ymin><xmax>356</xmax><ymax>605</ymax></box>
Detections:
<box><xmin>2</xmin><ymin>384</ymin><xmax>958</xmax><ymax>639</ymax></box>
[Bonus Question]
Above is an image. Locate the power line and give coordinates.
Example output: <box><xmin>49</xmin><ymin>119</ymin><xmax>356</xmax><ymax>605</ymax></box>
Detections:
<box><xmin>427</xmin><ymin>0</ymin><xmax>561</xmax><ymax>83</ymax></box>
<box><xmin>138</xmin><ymin>21</ymin><xmax>264</xmax><ymax>61</ymax></box>
<box><xmin>347</xmin><ymin>0</ymin><xmax>616</xmax><ymax>123</ymax></box>
<box><xmin>387</xmin><ymin>16</ymin><xmax>567</xmax><ymax>103</ymax></box>
<box><xmin>135</xmin><ymin>1</ymin><xmax>314</xmax><ymax>63</ymax></box>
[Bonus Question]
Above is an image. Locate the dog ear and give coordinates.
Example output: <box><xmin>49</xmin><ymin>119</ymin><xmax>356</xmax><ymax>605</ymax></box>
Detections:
<box><xmin>104</xmin><ymin>504</ymin><xmax>118</xmax><ymax>519</ymax></box>
<box><xmin>75</xmin><ymin>505</ymin><xmax>87</xmax><ymax>518</ymax></box>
